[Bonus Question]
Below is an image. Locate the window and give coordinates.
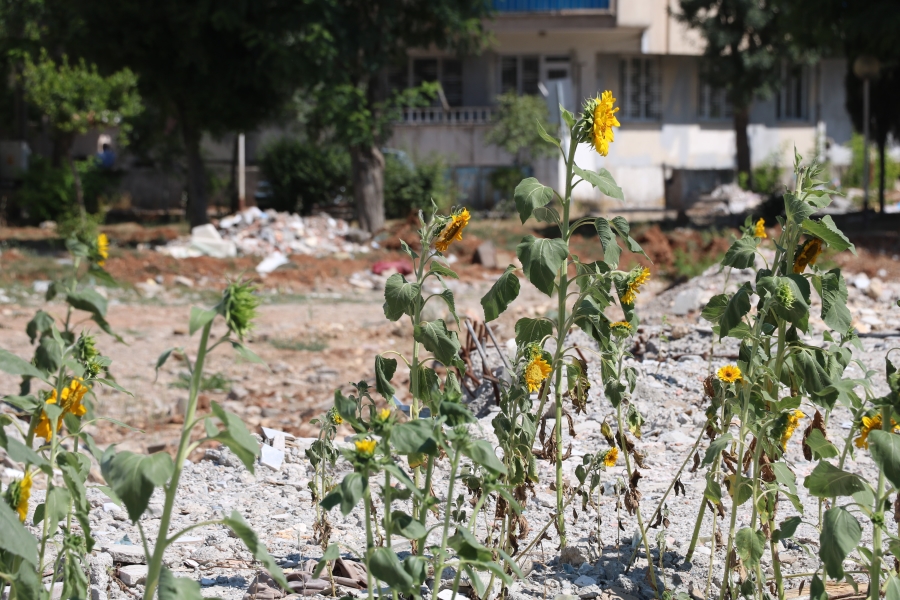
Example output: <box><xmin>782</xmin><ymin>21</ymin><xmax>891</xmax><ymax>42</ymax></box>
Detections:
<box><xmin>698</xmin><ymin>82</ymin><xmax>732</xmax><ymax>120</ymax></box>
<box><xmin>777</xmin><ymin>64</ymin><xmax>808</xmax><ymax>120</ymax></box>
<box><xmin>402</xmin><ymin>58</ymin><xmax>464</xmax><ymax>107</ymax></box>
<box><xmin>618</xmin><ymin>58</ymin><xmax>660</xmax><ymax>120</ymax></box>
<box><xmin>442</xmin><ymin>60</ymin><xmax>463</xmax><ymax>106</ymax></box>
<box><xmin>499</xmin><ymin>56</ymin><xmax>540</xmax><ymax>95</ymax></box>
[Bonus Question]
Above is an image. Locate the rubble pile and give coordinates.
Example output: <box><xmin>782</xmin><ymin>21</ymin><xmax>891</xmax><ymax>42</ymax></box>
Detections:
<box><xmin>158</xmin><ymin>208</ymin><xmax>372</xmax><ymax>261</ymax></box>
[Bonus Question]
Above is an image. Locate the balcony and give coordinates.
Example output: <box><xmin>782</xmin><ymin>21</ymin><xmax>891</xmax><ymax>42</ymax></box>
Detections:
<box><xmin>492</xmin><ymin>0</ymin><xmax>610</xmax><ymax>12</ymax></box>
<box><xmin>399</xmin><ymin>106</ymin><xmax>496</xmax><ymax>126</ymax></box>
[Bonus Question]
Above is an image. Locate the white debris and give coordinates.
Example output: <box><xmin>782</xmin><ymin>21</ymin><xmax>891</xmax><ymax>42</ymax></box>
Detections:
<box><xmin>255</xmin><ymin>251</ymin><xmax>290</xmax><ymax>275</ymax></box>
<box><xmin>189</xmin><ymin>224</ymin><xmax>237</xmax><ymax>258</ymax></box>
<box><xmin>259</xmin><ymin>444</ymin><xmax>284</xmax><ymax>471</ymax></box>
<box><xmin>709</xmin><ymin>183</ymin><xmax>764</xmax><ymax>214</ymax></box>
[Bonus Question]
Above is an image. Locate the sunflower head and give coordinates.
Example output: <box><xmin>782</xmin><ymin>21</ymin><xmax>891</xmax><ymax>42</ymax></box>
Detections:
<box><xmin>621</xmin><ymin>267</ymin><xmax>651</xmax><ymax>306</ymax></box>
<box><xmin>753</xmin><ymin>218</ymin><xmax>767</xmax><ymax>239</ymax></box>
<box><xmin>524</xmin><ymin>354</ymin><xmax>552</xmax><ymax>393</ymax></box>
<box><xmin>3</xmin><ymin>470</ymin><xmax>32</xmax><ymax>522</ymax></box>
<box><xmin>354</xmin><ymin>439</ymin><xmax>377</xmax><ymax>458</ymax></box>
<box><xmin>793</xmin><ymin>238</ymin><xmax>823</xmax><ymax>274</ymax></box>
<box><xmin>96</xmin><ymin>233</ymin><xmax>109</xmax><ymax>265</ymax></box>
<box><xmin>717</xmin><ymin>364</ymin><xmax>742</xmax><ymax>384</ymax></box>
<box><xmin>579</xmin><ymin>91</ymin><xmax>621</xmax><ymax>156</ymax></box>
<box><xmin>378</xmin><ymin>408</ymin><xmax>391</xmax><ymax>421</ymax></box>
<box><xmin>603</xmin><ymin>447</ymin><xmax>619</xmax><ymax>468</ymax></box>
<box><xmin>220</xmin><ymin>280</ymin><xmax>260</xmax><ymax>340</ymax></box>
<box><xmin>610</xmin><ymin>321</ymin><xmax>632</xmax><ymax>337</ymax></box>
<box><xmin>329</xmin><ymin>408</ymin><xmax>343</xmax><ymax>426</ymax></box>
<box><xmin>434</xmin><ymin>208</ymin><xmax>470</xmax><ymax>253</ymax></box>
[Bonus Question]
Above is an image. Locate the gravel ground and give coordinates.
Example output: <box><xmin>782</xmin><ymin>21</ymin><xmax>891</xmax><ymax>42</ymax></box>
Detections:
<box><xmin>3</xmin><ymin>265</ymin><xmax>900</xmax><ymax>600</ymax></box>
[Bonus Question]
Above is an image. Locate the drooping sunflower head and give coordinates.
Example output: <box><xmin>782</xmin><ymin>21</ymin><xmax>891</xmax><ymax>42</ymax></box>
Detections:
<box><xmin>753</xmin><ymin>218</ymin><xmax>767</xmax><ymax>239</ymax></box>
<box><xmin>524</xmin><ymin>353</ymin><xmax>552</xmax><ymax>393</ymax></box>
<box><xmin>793</xmin><ymin>238</ymin><xmax>823</xmax><ymax>274</ymax></box>
<box><xmin>354</xmin><ymin>438</ymin><xmax>377</xmax><ymax>458</ymax></box>
<box><xmin>854</xmin><ymin>414</ymin><xmax>900</xmax><ymax>449</ymax></box>
<box><xmin>717</xmin><ymin>364</ymin><xmax>742</xmax><ymax>384</ymax></box>
<box><xmin>603</xmin><ymin>447</ymin><xmax>619</xmax><ymax>468</ymax></box>
<box><xmin>4</xmin><ymin>470</ymin><xmax>33</xmax><ymax>522</ymax></box>
<box><xmin>434</xmin><ymin>208</ymin><xmax>470</xmax><ymax>254</ymax></box>
<box><xmin>580</xmin><ymin>91</ymin><xmax>620</xmax><ymax>156</ymax></box>
<box><xmin>610</xmin><ymin>321</ymin><xmax>632</xmax><ymax>337</ymax></box>
<box><xmin>58</xmin><ymin>377</ymin><xmax>90</xmax><ymax>417</ymax></box>
<box><xmin>779</xmin><ymin>409</ymin><xmax>805</xmax><ymax>448</ymax></box>
<box><xmin>621</xmin><ymin>267</ymin><xmax>651</xmax><ymax>306</ymax></box>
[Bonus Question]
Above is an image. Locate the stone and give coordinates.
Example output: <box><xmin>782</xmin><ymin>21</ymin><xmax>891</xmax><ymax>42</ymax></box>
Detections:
<box><xmin>672</xmin><ymin>288</ymin><xmax>704</xmax><ymax>316</ymax></box>
<box><xmin>228</xmin><ymin>384</ymin><xmax>249</xmax><ymax>400</ymax></box>
<box><xmin>559</xmin><ymin>546</ymin><xmax>586</xmax><ymax>567</ymax></box>
<box><xmin>90</xmin><ymin>586</ymin><xmax>107</xmax><ymax>600</ymax></box>
<box><xmin>200</xmin><ymin>577</ymin><xmax>216</xmax><ymax>586</ymax></box>
<box><xmin>118</xmin><ymin>565</ymin><xmax>148</xmax><ymax>587</ymax></box>
<box><xmin>577</xmin><ymin>562</ymin><xmax>594</xmax><ymax>575</ymax></box>
<box><xmin>173</xmin><ymin>276</ymin><xmax>194</xmax><ymax>288</ymax></box>
<box><xmin>90</xmin><ymin>552</ymin><xmax>114</xmax><ymax>589</ymax></box>
<box><xmin>438</xmin><ymin>590</ymin><xmax>456</xmax><ymax>600</ymax></box>
<box><xmin>103</xmin><ymin>545</ymin><xmax>146</xmax><ymax>564</ymax></box>
<box><xmin>658</xmin><ymin>430</ymin><xmax>693</xmax><ymax>445</ymax></box>
<box><xmin>852</xmin><ymin>272</ymin><xmax>870</xmax><ymax>291</ymax></box>
<box><xmin>578</xmin><ymin>585</ymin><xmax>603</xmax><ymax>599</ymax></box>
<box><xmin>867</xmin><ymin>277</ymin><xmax>885</xmax><ymax>300</ymax></box>
<box><xmin>574</xmin><ymin>576</ymin><xmax>597</xmax><ymax>587</ymax></box>
<box><xmin>473</xmin><ymin>241</ymin><xmax>497</xmax><ymax>269</ymax></box>
<box><xmin>260</xmin><ymin>444</ymin><xmax>284</xmax><ymax>471</ymax></box>
<box><xmin>553</xmin><ymin>595</ymin><xmax>580</xmax><ymax>600</ymax></box>
<box><xmin>183</xmin><ymin>559</ymin><xmax>199</xmax><ymax>569</ymax></box>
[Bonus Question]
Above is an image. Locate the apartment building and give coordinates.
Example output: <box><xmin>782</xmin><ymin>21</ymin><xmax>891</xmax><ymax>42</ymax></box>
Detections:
<box><xmin>389</xmin><ymin>0</ymin><xmax>855</xmax><ymax>211</ymax></box>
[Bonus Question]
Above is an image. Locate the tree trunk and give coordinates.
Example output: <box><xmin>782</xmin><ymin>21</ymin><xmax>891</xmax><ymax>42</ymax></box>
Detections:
<box><xmin>734</xmin><ymin>106</ymin><xmax>752</xmax><ymax>189</ymax></box>
<box><xmin>351</xmin><ymin>144</ymin><xmax>386</xmax><ymax>233</ymax></box>
<box><xmin>181</xmin><ymin>117</ymin><xmax>209</xmax><ymax>228</ymax></box>
<box><xmin>878</xmin><ymin>138</ymin><xmax>886</xmax><ymax>214</ymax></box>
<box><xmin>68</xmin><ymin>154</ymin><xmax>85</xmax><ymax>219</ymax></box>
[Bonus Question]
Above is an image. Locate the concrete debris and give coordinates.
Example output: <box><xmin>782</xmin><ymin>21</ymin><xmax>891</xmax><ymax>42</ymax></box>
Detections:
<box><xmin>255</xmin><ymin>251</ymin><xmax>290</xmax><ymax>275</ymax></box>
<box><xmin>118</xmin><ymin>565</ymin><xmax>148</xmax><ymax>587</ymax></box>
<box><xmin>157</xmin><ymin>208</ymin><xmax>372</xmax><ymax>259</ymax></box>
<box><xmin>259</xmin><ymin>442</ymin><xmax>284</xmax><ymax>471</ymax></box>
<box><xmin>708</xmin><ymin>184</ymin><xmax>764</xmax><ymax>214</ymax></box>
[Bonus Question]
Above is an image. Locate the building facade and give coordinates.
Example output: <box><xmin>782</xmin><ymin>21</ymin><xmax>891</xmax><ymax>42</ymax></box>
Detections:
<box><xmin>389</xmin><ymin>0</ymin><xmax>855</xmax><ymax>212</ymax></box>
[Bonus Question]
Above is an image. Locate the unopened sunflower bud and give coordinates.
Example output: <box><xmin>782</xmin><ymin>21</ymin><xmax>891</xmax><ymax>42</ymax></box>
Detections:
<box><xmin>221</xmin><ymin>280</ymin><xmax>260</xmax><ymax>340</ymax></box>
<box><xmin>777</xmin><ymin>282</ymin><xmax>795</xmax><ymax>309</ymax></box>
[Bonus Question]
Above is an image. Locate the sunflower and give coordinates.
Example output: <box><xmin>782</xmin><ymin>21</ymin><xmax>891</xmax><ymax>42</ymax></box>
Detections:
<box><xmin>716</xmin><ymin>364</ymin><xmax>742</xmax><ymax>384</ymax></box>
<box><xmin>610</xmin><ymin>321</ymin><xmax>632</xmax><ymax>331</ymax></box>
<box><xmin>753</xmin><ymin>218</ymin><xmax>767</xmax><ymax>239</ymax></box>
<box><xmin>524</xmin><ymin>354</ymin><xmax>552</xmax><ymax>393</ymax></box>
<box><xmin>354</xmin><ymin>439</ymin><xmax>377</xmax><ymax>458</ymax></box>
<box><xmin>854</xmin><ymin>414</ymin><xmax>900</xmax><ymax>449</ymax></box>
<box><xmin>34</xmin><ymin>378</ymin><xmax>90</xmax><ymax>439</ymax></box>
<box><xmin>96</xmin><ymin>233</ymin><xmax>109</xmax><ymax>266</ymax></box>
<box><xmin>603</xmin><ymin>447</ymin><xmax>619</xmax><ymax>468</ymax></box>
<box><xmin>329</xmin><ymin>408</ymin><xmax>343</xmax><ymax>426</ymax></box>
<box><xmin>434</xmin><ymin>208</ymin><xmax>470</xmax><ymax>253</ymax></box>
<box><xmin>3</xmin><ymin>470</ymin><xmax>33</xmax><ymax>522</ymax></box>
<box><xmin>587</xmin><ymin>91</ymin><xmax>620</xmax><ymax>156</ymax></box>
<box><xmin>793</xmin><ymin>238</ymin><xmax>823</xmax><ymax>274</ymax></box>
<box><xmin>378</xmin><ymin>408</ymin><xmax>391</xmax><ymax>421</ymax></box>
<box><xmin>622</xmin><ymin>267</ymin><xmax>651</xmax><ymax>305</ymax></box>
<box><xmin>779</xmin><ymin>410</ymin><xmax>805</xmax><ymax>448</ymax></box>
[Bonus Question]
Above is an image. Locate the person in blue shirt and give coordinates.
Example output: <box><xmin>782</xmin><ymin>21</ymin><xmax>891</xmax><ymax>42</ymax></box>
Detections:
<box><xmin>97</xmin><ymin>143</ymin><xmax>116</xmax><ymax>169</ymax></box>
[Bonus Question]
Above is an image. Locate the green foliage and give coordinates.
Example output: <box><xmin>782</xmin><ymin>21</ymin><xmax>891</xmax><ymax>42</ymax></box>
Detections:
<box><xmin>842</xmin><ymin>132</ymin><xmax>900</xmax><ymax>190</ymax></box>
<box><xmin>168</xmin><ymin>371</ymin><xmax>232</xmax><ymax>392</ymax></box>
<box><xmin>384</xmin><ymin>153</ymin><xmax>451</xmax><ymax>219</ymax></box>
<box><xmin>16</xmin><ymin>156</ymin><xmax>118</xmax><ymax>225</ymax></box>
<box><xmin>485</xmin><ymin>91</ymin><xmax>556</xmax><ymax>164</ymax></box>
<box><xmin>258</xmin><ymin>137</ymin><xmax>350</xmax><ymax>214</ymax></box>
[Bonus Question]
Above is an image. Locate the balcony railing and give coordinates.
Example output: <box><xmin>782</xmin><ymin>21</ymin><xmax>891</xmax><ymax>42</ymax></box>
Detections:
<box><xmin>492</xmin><ymin>0</ymin><xmax>610</xmax><ymax>11</ymax></box>
<box><xmin>400</xmin><ymin>106</ymin><xmax>496</xmax><ymax>126</ymax></box>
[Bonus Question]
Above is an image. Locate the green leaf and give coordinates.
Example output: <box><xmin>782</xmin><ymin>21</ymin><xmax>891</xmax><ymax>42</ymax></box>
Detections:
<box><xmin>803</xmin><ymin>461</ymin><xmax>866</xmax><ymax>498</ymax></box>
<box><xmin>820</xmin><ymin>507</ymin><xmax>861</xmax><ymax>579</ymax></box>
<box><xmin>414</xmin><ymin>320</ymin><xmax>464</xmax><ymax>370</ymax></box>
<box><xmin>785</xmin><ymin>193</ymin><xmax>816</xmax><ymax>223</ymax></box>
<box><xmin>735</xmin><ymin>528</ymin><xmax>765</xmax><ymax>569</ymax></box>
<box><xmin>573</xmin><ymin>165</ymin><xmax>624</xmax><ymax>200</ymax></box>
<box><xmin>429</xmin><ymin>261</ymin><xmax>458</xmax><ymax>280</ymax></box>
<box><xmin>481</xmin><ymin>265</ymin><xmax>520</xmax><ymax>322</ymax></box>
<box><xmin>375</xmin><ymin>355</ymin><xmax>397</xmax><ymax>400</ymax></box>
<box><xmin>719</xmin><ymin>283</ymin><xmax>752</xmax><ymax>340</ymax></box>
<box><xmin>594</xmin><ymin>218</ymin><xmax>622</xmax><ymax>268</ymax></box>
<box><xmin>222</xmin><ymin>511</ymin><xmax>289</xmax><ymax>589</ymax></box>
<box><xmin>383</xmin><ymin>273</ymin><xmax>422</xmax><ymax>322</ymax></box>
<box><xmin>6</xmin><ymin>438</ymin><xmax>50</xmax><ymax>471</ymax></box>
<box><xmin>463</xmin><ymin>440</ymin><xmax>507</xmax><ymax>475</ymax></box>
<box><xmin>339</xmin><ymin>472</ymin><xmax>365</xmax><ymax>516</ymax></box>
<box><xmin>814</xmin><ymin>270</ymin><xmax>851</xmax><ymax>333</ymax></box>
<box><xmin>868</xmin><ymin>430</ymin><xmax>900</xmax><ymax>490</ymax></box>
<box><xmin>231</xmin><ymin>341</ymin><xmax>268</xmax><ymax>368</ymax></box>
<box><xmin>209</xmin><ymin>402</ymin><xmax>260</xmax><ymax>471</ymax></box>
<box><xmin>94</xmin><ymin>377</ymin><xmax>134</xmax><ymax>396</ymax></box>
<box><xmin>805</xmin><ymin>429</ymin><xmax>839</xmax><ymax>459</ymax></box>
<box><xmin>770</xmin><ymin>462</ymin><xmax>798</xmax><ymax>495</ymax></box>
<box><xmin>158</xmin><ymin>567</ymin><xmax>203</xmax><ymax>600</ymax></box>
<box><xmin>515</xmin><ymin>318</ymin><xmax>552</xmax><ymax>346</ymax></box>
<box><xmin>101</xmin><ymin>449</ymin><xmax>174</xmax><ymax>522</ymax></box>
<box><xmin>66</xmin><ymin>288</ymin><xmax>108</xmax><ymax>317</ymax></box>
<box><xmin>703</xmin><ymin>433</ymin><xmax>732</xmax><ymax>466</ymax></box>
<box><xmin>391</xmin><ymin>420</ymin><xmax>438</xmax><ymax>456</ymax></box>
<box><xmin>189</xmin><ymin>307</ymin><xmax>217</xmax><ymax>336</ymax></box>
<box><xmin>448</xmin><ymin>527</ymin><xmax>493</xmax><ymax>562</ymax></box>
<box><xmin>513</xmin><ymin>177</ymin><xmax>553</xmax><ymax>224</ymax></box>
<box><xmin>369</xmin><ymin>547</ymin><xmax>415</xmax><ymax>593</ymax></box>
<box><xmin>701</xmin><ymin>294</ymin><xmax>728</xmax><ymax>324</ymax></box>
<box><xmin>885</xmin><ymin>576</ymin><xmax>900</xmax><ymax>600</ymax></box>
<box><xmin>516</xmin><ymin>235</ymin><xmax>568</xmax><ymax>296</ymax></box>
<box><xmin>26</xmin><ymin>310</ymin><xmax>55</xmax><ymax>343</ymax></box>
<box><xmin>722</xmin><ymin>236</ymin><xmax>757</xmax><ymax>269</ymax></box>
<box><xmin>535</xmin><ymin>119</ymin><xmax>560</xmax><ymax>147</ymax></box>
<box><xmin>312</xmin><ymin>543</ymin><xmax>340</xmax><ymax>578</ymax></box>
<box><xmin>610</xmin><ymin>216</ymin><xmax>648</xmax><ymax>259</ymax></box>
<box><xmin>801</xmin><ymin>216</ymin><xmax>856</xmax><ymax>255</ymax></box>
<box><xmin>42</xmin><ymin>485</ymin><xmax>71</xmax><ymax>538</ymax></box>
<box><xmin>776</xmin><ymin>516</ymin><xmax>802</xmax><ymax>541</ymax></box>
<box><xmin>386</xmin><ymin>511</ymin><xmax>427</xmax><ymax>539</ymax></box>
<box><xmin>0</xmin><ymin>348</ymin><xmax>46</xmax><ymax>380</ymax></box>
<box><xmin>0</xmin><ymin>500</ymin><xmax>39</xmax><ymax>566</ymax></box>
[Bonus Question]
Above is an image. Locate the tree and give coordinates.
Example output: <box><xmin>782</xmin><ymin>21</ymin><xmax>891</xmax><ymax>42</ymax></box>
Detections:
<box><xmin>781</xmin><ymin>0</ymin><xmax>900</xmax><ymax>213</ymax></box>
<box><xmin>21</xmin><ymin>51</ymin><xmax>141</xmax><ymax>213</ymax></box>
<box><xmin>676</xmin><ymin>0</ymin><xmax>801</xmax><ymax>186</ymax></box>
<box><xmin>303</xmin><ymin>0</ymin><xmax>492</xmax><ymax>233</ymax></box>
<box><xmin>63</xmin><ymin>0</ymin><xmax>307</xmax><ymax>227</ymax></box>
<box><xmin>486</xmin><ymin>91</ymin><xmax>556</xmax><ymax>167</ymax></box>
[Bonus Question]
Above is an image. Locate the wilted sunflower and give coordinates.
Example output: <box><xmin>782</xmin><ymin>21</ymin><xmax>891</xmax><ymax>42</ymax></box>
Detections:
<box><xmin>3</xmin><ymin>470</ymin><xmax>33</xmax><ymax>522</ymax></box>
<box><xmin>753</xmin><ymin>218</ymin><xmax>767</xmax><ymax>239</ymax></box>
<box><xmin>779</xmin><ymin>410</ymin><xmax>805</xmax><ymax>448</ymax></box>
<box><xmin>354</xmin><ymin>439</ymin><xmax>377</xmax><ymax>458</ymax></box>
<box><xmin>716</xmin><ymin>364</ymin><xmax>742</xmax><ymax>384</ymax></box>
<box><xmin>582</xmin><ymin>91</ymin><xmax>620</xmax><ymax>156</ymax></box>
<box><xmin>603</xmin><ymin>447</ymin><xmax>619</xmax><ymax>468</ymax></box>
<box><xmin>35</xmin><ymin>378</ymin><xmax>90</xmax><ymax>440</ymax></box>
<box><xmin>622</xmin><ymin>267</ymin><xmax>650</xmax><ymax>305</ymax></box>
<box><xmin>524</xmin><ymin>353</ymin><xmax>552</xmax><ymax>393</ymax></box>
<box><xmin>434</xmin><ymin>208</ymin><xmax>470</xmax><ymax>253</ymax></box>
<box><xmin>793</xmin><ymin>238</ymin><xmax>823</xmax><ymax>274</ymax></box>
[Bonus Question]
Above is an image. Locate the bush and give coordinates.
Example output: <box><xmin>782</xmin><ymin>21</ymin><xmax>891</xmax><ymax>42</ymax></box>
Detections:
<box><xmin>383</xmin><ymin>151</ymin><xmax>451</xmax><ymax>219</ymax></box>
<box><xmin>842</xmin><ymin>132</ymin><xmax>900</xmax><ymax>190</ymax></box>
<box><xmin>258</xmin><ymin>138</ymin><xmax>351</xmax><ymax>214</ymax></box>
<box><xmin>16</xmin><ymin>156</ymin><xmax>119</xmax><ymax>225</ymax></box>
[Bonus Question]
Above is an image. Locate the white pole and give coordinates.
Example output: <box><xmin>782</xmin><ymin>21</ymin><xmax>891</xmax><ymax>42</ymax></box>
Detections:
<box><xmin>238</xmin><ymin>133</ymin><xmax>246</xmax><ymax>211</ymax></box>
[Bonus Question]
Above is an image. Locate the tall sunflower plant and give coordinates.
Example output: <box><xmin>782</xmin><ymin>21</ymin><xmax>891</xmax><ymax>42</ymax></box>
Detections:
<box><xmin>680</xmin><ymin>151</ymin><xmax>895</xmax><ymax>600</ymax></box>
<box><xmin>478</xmin><ymin>90</ymin><xmax>661</xmax><ymax>582</ymax></box>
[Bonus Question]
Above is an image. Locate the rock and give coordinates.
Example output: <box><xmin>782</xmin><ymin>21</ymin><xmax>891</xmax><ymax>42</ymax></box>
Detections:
<box><xmin>260</xmin><ymin>444</ymin><xmax>284</xmax><ymax>471</ymax></box>
<box><xmin>256</xmin><ymin>251</ymin><xmax>291</xmax><ymax>275</ymax></box>
<box><xmin>578</xmin><ymin>585</ymin><xmax>602</xmax><ymax>599</ymax></box>
<box><xmin>658</xmin><ymin>430</ymin><xmax>694</xmax><ymax>445</ymax></box>
<box><xmin>473</xmin><ymin>241</ymin><xmax>497</xmax><ymax>269</ymax></box>
<box><xmin>852</xmin><ymin>272</ymin><xmax>870</xmax><ymax>291</ymax></box>
<box><xmin>184</xmin><ymin>559</ymin><xmax>199</xmax><ymax>569</ymax></box>
<box><xmin>173</xmin><ymin>276</ymin><xmax>194</xmax><ymax>288</ymax></box>
<box><xmin>573</xmin><ymin>576</ymin><xmax>597</xmax><ymax>587</ymax></box>
<box><xmin>200</xmin><ymin>577</ymin><xmax>216</xmax><ymax>586</ymax></box>
<box><xmin>118</xmin><ymin>565</ymin><xmax>148</xmax><ymax>587</ymax></box>
<box><xmin>103</xmin><ymin>545</ymin><xmax>146</xmax><ymax>564</ymax></box>
<box><xmin>438</xmin><ymin>590</ymin><xmax>456</xmax><ymax>600</ymax></box>
<box><xmin>672</xmin><ymin>288</ymin><xmax>704</xmax><ymax>316</ymax></box>
<box><xmin>90</xmin><ymin>586</ymin><xmax>107</xmax><ymax>600</ymax></box>
<box><xmin>553</xmin><ymin>595</ymin><xmax>580</xmax><ymax>600</ymax></box>
<box><xmin>190</xmin><ymin>224</ymin><xmax>237</xmax><ymax>258</ymax></box>
<box><xmin>867</xmin><ymin>277</ymin><xmax>885</xmax><ymax>300</ymax></box>
<box><xmin>228</xmin><ymin>384</ymin><xmax>249</xmax><ymax>400</ymax></box>
<box><xmin>90</xmin><ymin>552</ymin><xmax>114</xmax><ymax>588</ymax></box>
<box><xmin>577</xmin><ymin>562</ymin><xmax>594</xmax><ymax>575</ymax></box>
<box><xmin>669</xmin><ymin>324</ymin><xmax>690</xmax><ymax>340</ymax></box>
<box><xmin>559</xmin><ymin>546</ymin><xmax>586</xmax><ymax>567</ymax></box>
